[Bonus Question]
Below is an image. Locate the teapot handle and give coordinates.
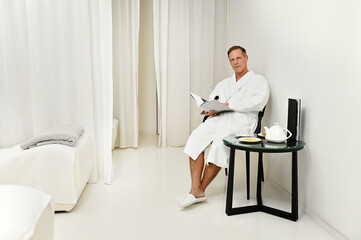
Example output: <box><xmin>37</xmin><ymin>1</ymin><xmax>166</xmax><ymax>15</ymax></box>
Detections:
<box><xmin>284</xmin><ymin>128</ymin><xmax>293</xmax><ymax>139</ymax></box>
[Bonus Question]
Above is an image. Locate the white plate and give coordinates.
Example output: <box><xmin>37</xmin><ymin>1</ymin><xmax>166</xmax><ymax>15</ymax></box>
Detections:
<box><xmin>239</xmin><ymin>137</ymin><xmax>262</xmax><ymax>143</ymax></box>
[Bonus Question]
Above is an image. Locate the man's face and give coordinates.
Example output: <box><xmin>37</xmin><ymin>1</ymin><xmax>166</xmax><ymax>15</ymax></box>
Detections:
<box><xmin>228</xmin><ymin>49</ymin><xmax>248</xmax><ymax>74</ymax></box>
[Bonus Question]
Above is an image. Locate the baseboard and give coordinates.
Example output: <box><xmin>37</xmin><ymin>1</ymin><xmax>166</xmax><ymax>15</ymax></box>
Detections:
<box><xmin>267</xmin><ymin>179</ymin><xmax>347</xmax><ymax>240</ymax></box>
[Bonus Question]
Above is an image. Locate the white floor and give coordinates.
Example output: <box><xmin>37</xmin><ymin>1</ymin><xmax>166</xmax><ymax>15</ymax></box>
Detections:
<box><xmin>54</xmin><ymin>134</ymin><xmax>335</xmax><ymax>240</ymax></box>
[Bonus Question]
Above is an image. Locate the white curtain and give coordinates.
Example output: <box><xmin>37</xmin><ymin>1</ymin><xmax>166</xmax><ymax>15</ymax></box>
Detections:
<box><xmin>0</xmin><ymin>0</ymin><xmax>113</xmax><ymax>184</ymax></box>
<box><xmin>153</xmin><ymin>0</ymin><xmax>169</xmax><ymax>147</ymax></box>
<box><xmin>153</xmin><ymin>0</ymin><xmax>230</xmax><ymax>147</ymax></box>
<box><xmin>112</xmin><ymin>0</ymin><xmax>140</xmax><ymax>148</ymax></box>
<box><xmin>89</xmin><ymin>0</ymin><xmax>114</xmax><ymax>184</ymax></box>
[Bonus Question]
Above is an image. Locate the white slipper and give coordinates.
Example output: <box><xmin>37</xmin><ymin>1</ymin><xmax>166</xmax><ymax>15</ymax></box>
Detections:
<box><xmin>177</xmin><ymin>193</ymin><xmax>206</xmax><ymax>208</ymax></box>
<box><xmin>176</xmin><ymin>194</ymin><xmax>189</xmax><ymax>204</ymax></box>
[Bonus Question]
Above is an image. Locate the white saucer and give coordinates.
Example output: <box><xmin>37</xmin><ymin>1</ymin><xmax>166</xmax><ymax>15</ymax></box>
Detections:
<box><xmin>263</xmin><ymin>142</ymin><xmax>287</xmax><ymax>148</ymax></box>
<box><xmin>257</xmin><ymin>133</ymin><xmax>266</xmax><ymax>138</ymax></box>
<box><xmin>235</xmin><ymin>133</ymin><xmax>254</xmax><ymax>137</ymax></box>
<box><xmin>266</xmin><ymin>138</ymin><xmax>286</xmax><ymax>143</ymax></box>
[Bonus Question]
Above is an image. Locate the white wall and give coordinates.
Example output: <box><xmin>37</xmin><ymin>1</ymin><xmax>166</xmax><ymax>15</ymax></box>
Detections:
<box><xmin>139</xmin><ymin>0</ymin><xmax>157</xmax><ymax>134</ymax></box>
<box><xmin>229</xmin><ymin>0</ymin><xmax>361</xmax><ymax>239</ymax></box>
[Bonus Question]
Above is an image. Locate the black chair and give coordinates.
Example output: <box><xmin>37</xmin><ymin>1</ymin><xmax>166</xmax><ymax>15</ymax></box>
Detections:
<box><xmin>203</xmin><ymin>97</ymin><xmax>266</xmax><ymax>200</ymax></box>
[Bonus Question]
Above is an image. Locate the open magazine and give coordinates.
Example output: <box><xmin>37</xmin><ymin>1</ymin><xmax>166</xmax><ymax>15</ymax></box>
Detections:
<box><xmin>190</xmin><ymin>92</ymin><xmax>233</xmax><ymax>114</ymax></box>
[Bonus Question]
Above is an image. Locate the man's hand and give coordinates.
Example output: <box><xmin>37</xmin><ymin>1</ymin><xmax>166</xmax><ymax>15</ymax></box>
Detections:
<box><xmin>204</xmin><ymin>110</ymin><xmax>218</xmax><ymax>117</ymax></box>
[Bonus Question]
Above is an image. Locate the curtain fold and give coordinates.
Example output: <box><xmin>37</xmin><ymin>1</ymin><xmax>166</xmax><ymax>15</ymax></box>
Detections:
<box><xmin>112</xmin><ymin>0</ymin><xmax>140</xmax><ymax>148</ymax></box>
<box><xmin>153</xmin><ymin>0</ymin><xmax>230</xmax><ymax>147</ymax></box>
<box><xmin>166</xmin><ymin>0</ymin><xmax>191</xmax><ymax>146</ymax></box>
<box><xmin>153</xmin><ymin>0</ymin><xmax>169</xmax><ymax>147</ymax></box>
<box><xmin>189</xmin><ymin>0</ymin><xmax>216</xmax><ymax>131</ymax></box>
<box><xmin>0</xmin><ymin>0</ymin><xmax>113</xmax><ymax>184</ymax></box>
<box><xmin>0</xmin><ymin>1</ymin><xmax>33</xmax><ymax>147</ymax></box>
<box><xmin>89</xmin><ymin>0</ymin><xmax>114</xmax><ymax>184</ymax></box>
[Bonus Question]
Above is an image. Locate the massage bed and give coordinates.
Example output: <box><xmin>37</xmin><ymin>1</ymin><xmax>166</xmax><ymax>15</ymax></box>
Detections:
<box><xmin>0</xmin><ymin>185</ymin><xmax>54</xmax><ymax>240</ymax></box>
<box><xmin>0</xmin><ymin>134</ymin><xmax>95</xmax><ymax>211</ymax></box>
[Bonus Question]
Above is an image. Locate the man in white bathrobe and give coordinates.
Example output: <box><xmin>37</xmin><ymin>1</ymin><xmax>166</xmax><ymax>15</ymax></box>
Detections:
<box><xmin>178</xmin><ymin>45</ymin><xmax>269</xmax><ymax>208</ymax></box>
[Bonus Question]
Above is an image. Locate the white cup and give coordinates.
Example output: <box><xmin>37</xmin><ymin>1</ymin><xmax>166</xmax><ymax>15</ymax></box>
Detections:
<box><xmin>239</xmin><ymin>126</ymin><xmax>251</xmax><ymax>136</ymax></box>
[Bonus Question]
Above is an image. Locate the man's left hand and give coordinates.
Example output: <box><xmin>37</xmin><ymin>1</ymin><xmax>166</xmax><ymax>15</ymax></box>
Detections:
<box><xmin>205</xmin><ymin>110</ymin><xmax>218</xmax><ymax>117</ymax></box>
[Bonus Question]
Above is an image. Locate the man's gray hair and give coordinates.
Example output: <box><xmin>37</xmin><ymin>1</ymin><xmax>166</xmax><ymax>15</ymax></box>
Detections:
<box><xmin>227</xmin><ymin>45</ymin><xmax>247</xmax><ymax>57</ymax></box>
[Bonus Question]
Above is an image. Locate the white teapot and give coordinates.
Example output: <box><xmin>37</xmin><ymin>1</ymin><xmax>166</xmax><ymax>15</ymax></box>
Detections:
<box><xmin>264</xmin><ymin>123</ymin><xmax>292</xmax><ymax>143</ymax></box>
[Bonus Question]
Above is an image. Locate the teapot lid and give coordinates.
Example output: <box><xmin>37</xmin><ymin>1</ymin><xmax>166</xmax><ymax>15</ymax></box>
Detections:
<box><xmin>271</xmin><ymin>123</ymin><xmax>283</xmax><ymax>129</ymax></box>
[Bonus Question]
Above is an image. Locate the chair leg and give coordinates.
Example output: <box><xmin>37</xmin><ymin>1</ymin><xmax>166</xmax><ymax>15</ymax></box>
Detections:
<box><xmin>246</xmin><ymin>151</ymin><xmax>250</xmax><ymax>200</ymax></box>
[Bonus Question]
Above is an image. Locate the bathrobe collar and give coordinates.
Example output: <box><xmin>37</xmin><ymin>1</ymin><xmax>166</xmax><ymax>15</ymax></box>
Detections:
<box><xmin>226</xmin><ymin>70</ymin><xmax>255</xmax><ymax>102</ymax></box>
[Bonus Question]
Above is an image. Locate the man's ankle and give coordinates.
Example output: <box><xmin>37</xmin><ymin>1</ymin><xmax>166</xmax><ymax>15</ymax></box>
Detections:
<box><xmin>190</xmin><ymin>189</ymin><xmax>205</xmax><ymax>198</ymax></box>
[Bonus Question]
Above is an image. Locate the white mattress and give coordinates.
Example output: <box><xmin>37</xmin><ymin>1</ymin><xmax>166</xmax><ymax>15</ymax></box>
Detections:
<box><xmin>0</xmin><ymin>185</ymin><xmax>54</xmax><ymax>240</ymax></box>
<box><xmin>0</xmin><ymin>134</ymin><xmax>95</xmax><ymax>211</ymax></box>
<box><xmin>32</xmin><ymin>201</ymin><xmax>54</xmax><ymax>240</ymax></box>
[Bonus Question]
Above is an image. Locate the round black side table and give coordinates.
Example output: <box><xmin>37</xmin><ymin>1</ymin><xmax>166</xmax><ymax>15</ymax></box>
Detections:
<box><xmin>223</xmin><ymin>134</ymin><xmax>305</xmax><ymax>221</ymax></box>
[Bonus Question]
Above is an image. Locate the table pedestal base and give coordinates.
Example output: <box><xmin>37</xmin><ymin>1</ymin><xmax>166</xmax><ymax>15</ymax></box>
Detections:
<box><xmin>226</xmin><ymin>149</ymin><xmax>298</xmax><ymax>221</ymax></box>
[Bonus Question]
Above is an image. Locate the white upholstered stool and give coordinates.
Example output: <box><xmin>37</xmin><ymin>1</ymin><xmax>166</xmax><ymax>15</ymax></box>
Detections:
<box><xmin>0</xmin><ymin>185</ymin><xmax>54</xmax><ymax>240</ymax></box>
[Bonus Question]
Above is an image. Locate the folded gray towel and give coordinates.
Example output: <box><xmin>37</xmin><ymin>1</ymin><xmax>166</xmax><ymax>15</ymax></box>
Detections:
<box><xmin>20</xmin><ymin>126</ymin><xmax>84</xmax><ymax>150</ymax></box>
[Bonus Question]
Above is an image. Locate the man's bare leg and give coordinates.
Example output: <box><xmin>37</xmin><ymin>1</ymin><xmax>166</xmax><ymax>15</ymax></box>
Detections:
<box><xmin>189</xmin><ymin>152</ymin><xmax>205</xmax><ymax>198</ymax></box>
<box><xmin>201</xmin><ymin>163</ymin><xmax>221</xmax><ymax>192</ymax></box>
<box><xmin>189</xmin><ymin>152</ymin><xmax>222</xmax><ymax>198</ymax></box>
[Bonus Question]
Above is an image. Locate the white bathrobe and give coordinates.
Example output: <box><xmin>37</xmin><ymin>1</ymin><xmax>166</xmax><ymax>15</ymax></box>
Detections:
<box><xmin>184</xmin><ymin>70</ymin><xmax>269</xmax><ymax>168</ymax></box>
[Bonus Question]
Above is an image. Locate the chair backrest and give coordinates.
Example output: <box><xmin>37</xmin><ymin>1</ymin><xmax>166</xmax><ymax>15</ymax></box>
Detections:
<box><xmin>254</xmin><ymin>106</ymin><xmax>266</xmax><ymax>134</ymax></box>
